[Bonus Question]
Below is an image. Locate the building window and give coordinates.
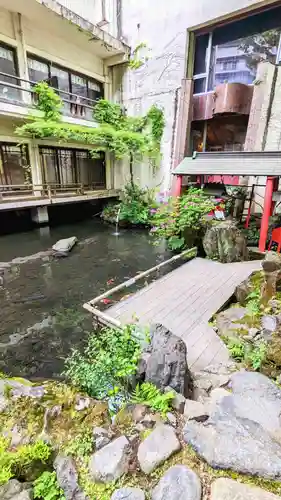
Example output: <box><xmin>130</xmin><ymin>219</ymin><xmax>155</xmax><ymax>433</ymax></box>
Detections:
<box><xmin>39</xmin><ymin>147</ymin><xmax>106</xmax><ymax>189</ymax></box>
<box><xmin>0</xmin><ymin>43</ymin><xmax>20</xmax><ymax>101</ymax></box>
<box><xmin>193</xmin><ymin>4</ymin><xmax>281</xmax><ymax>93</ymax></box>
<box><xmin>27</xmin><ymin>55</ymin><xmax>103</xmax><ymax>116</ymax></box>
<box><xmin>0</xmin><ymin>143</ymin><xmax>29</xmax><ymax>186</ymax></box>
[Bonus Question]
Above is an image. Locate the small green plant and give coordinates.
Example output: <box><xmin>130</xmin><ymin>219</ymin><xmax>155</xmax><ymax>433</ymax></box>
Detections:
<box><xmin>128</xmin><ymin>42</ymin><xmax>149</xmax><ymax>70</ymax></box>
<box><xmin>33</xmin><ymin>82</ymin><xmax>63</xmax><ymax>121</ymax></box>
<box><xmin>131</xmin><ymin>382</ymin><xmax>174</xmax><ymax>417</ymax></box>
<box><xmin>34</xmin><ymin>471</ymin><xmax>65</xmax><ymax>500</ymax></box>
<box><xmin>247</xmin><ymin>342</ymin><xmax>267</xmax><ymax>371</ymax></box>
<box><xmin>65</xmin><ymin>324</ymin><xmax>142</xmax><ymax>399</ymax></box>
<box><xmin>226</xmin><ymin>338</ymin><xmax>246</xmax><ymax>361</ymax></box>
<box><xmin>64</xmin><ymin>429</ymin><xmax>93</xmax><ymax>458</ymax></box>
<box><xmin>0</xmin><ymin>437</ymin><xmax>51</xmax><ymax>485</ymax></box>
<box><xmin>246</xmin><ymin>290</ymin><xmax>261</xmax><ymax>315</ymax></box>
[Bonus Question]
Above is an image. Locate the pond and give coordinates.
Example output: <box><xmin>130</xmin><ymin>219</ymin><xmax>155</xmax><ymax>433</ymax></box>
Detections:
<box><xmin>0</xmin><ymin>219</ymin><xmax>173</xmax><ymax>380</ymax></box>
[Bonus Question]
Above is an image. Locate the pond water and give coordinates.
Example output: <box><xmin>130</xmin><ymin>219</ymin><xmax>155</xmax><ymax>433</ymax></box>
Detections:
<box><xmin>0</xmin><ymin>219</ymin><xmax>173</xmax><ymax>379</ymax></box>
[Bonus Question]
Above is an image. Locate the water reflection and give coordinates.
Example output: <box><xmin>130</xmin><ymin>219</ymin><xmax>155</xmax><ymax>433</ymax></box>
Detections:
<box><xmin>0</xmin><ymin>221</ymin><xmax>172</xmax><ymax>379</ymax></box>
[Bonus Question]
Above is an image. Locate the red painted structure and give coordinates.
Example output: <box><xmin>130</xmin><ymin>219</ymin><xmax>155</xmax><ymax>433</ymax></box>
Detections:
<box><xmin>172</xmin><ymin>173</ymin><xmax>279</xmax><ymax>253</ymax></box>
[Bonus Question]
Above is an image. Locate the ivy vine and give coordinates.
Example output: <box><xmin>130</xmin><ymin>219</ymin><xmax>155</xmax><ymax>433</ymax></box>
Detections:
<box><xmin>15</xmin><ymin>83</ymin><xmax>164</xmax><ymax>165</ymax></box>
<box><xmin>128</xmin><ymin>42</ymin><xmax>149</xmax><ymax>70</ymax></box>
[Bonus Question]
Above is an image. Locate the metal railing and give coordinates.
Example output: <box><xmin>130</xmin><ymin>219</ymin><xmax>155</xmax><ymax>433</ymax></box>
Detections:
<box><xmin>0</xmin><ymin>71</ymin><xmax>99</xmax><ymax>120</ymax></box>
<box><xmin>0</xmin><ymin>182</ymin><xmax>109</xmax><ymax>201</ymax></box>
<box><xmin>83</xmin><ymin>247</ymin><xmax>198</xmax><ymax>328</ymax></box>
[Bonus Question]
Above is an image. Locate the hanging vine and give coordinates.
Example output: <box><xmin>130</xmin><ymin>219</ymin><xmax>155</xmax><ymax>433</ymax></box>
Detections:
<box><xmin>15</xmin><ymin>83</ymin><xmax>165</xmax><ymax>166</ymax></box>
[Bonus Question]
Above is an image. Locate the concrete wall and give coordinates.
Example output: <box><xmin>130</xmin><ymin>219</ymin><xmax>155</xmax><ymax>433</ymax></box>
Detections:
<box><xmin>57</xmin><ymin>0</ymin><xmax>118</xmax><ymax>38</ymax></box>
<box><xmin>121</xmin><ymin>0</ymin><xmax>280</xmax><ymax>191</ymax></box>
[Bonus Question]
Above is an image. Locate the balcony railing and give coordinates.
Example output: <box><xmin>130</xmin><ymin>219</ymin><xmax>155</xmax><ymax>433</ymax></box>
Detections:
<box><xmin>0</xmin><ymin>182</ymin><xmax>109</xmax><ymax>202</ymax></box>
<box><xmin>0</xmin><ymin>72</ymin><xmax>99</xmax><ymax>120</ymax></box>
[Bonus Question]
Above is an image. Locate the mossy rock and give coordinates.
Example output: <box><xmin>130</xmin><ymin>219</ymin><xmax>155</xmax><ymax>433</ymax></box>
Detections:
<box><xmin>266</xmin><ymin>335</ymin><xmax>281</xmax><ymax>367</ymax></box>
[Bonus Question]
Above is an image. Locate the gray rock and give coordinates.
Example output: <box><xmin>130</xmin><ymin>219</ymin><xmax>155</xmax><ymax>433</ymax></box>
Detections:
<box><xmin>166</xmin><ymin>412</ymin><xmax>177</xmax><ymax>426</ymax></box>
<box><xmin>152</xmin><ymin>465</ymin><xmax>201</xmax><ymax>500</ymax></box>
<box><xmin>131</xmin><ymin>404</ymin><xmax>147</xmax><ymax>423</ymax></box>
<box><xmin>203</xmin><ymin>362</ymin><xmax>237</xmax><ymax>376</ymax></box>
<box><xmin>211</xmin><ymin>478</ymin><xmax>281</xmax><ymax>500</ymax></box>
<box><xmin>262</xmin><ymin>251</ymin><xmax>281</xmax><ymax>273</ymax></box>
<box><xmin>229</xmin><ymin>371</ymin><xmax>281</xmax><ymax>439</ymax></box>
<box><xmin>203</xmin><ymin>220</ymin><xmax>248</xmax><ymax>263</ymax></box>
<box><xmin>262</xmin><ymin>315</ymin><xmax>278</xmax><ymax>336</ymax></box>
<box><xmin>164</xmin><ymin>386</ymin><xmax>186</xmax><ymax>413</ymax></box>
<box><xmin>75</xmin><ymin>396</ymin><xmax>91</xmax><ymax>411</ymax></box>
<box><xmin>54</xmin><ymin>455</ymin><xmax>86</xmax><ymax>499</ymax></box>
<box><xmin>0</xmin><ymin>379</ymin><xmax>44</xmax><ymax>400</ymax></box>
<box><xmin>216</xmin><ymin>307</ymin><xmax>248</xmax><ymax>339</ymax></box>
<box><xmin>93</xmin><ymin>427</ymin><xmax>111</xmax><ymax>450</ymax></box>
<box><xmin>52</xmin><ymin>237</ymin><xmax>77</xmax><ymax>253</ymax></box>
<box><xmin>0</xmin><ymin>480</ymin><xmax>33</xmax><ymax>500</ymax></box>
<box><xmin>139</xmin><ymin>324</ymin><xmax>193</xmax><ymax>398</ymax></box>
<box><xmin>89</xmin><ymin>436</ymin><xmax>131</xmax><ymax>483</ymax></box>
<box><xmin>193</xmin><ymin>371</ymin><xmax>230</xmax><ymax>392</ymax></box>
<box><xmin>192</xmin><ymin>387</ymin><xmax>209</xmax><ymax>403</ymax></box>
<box><xmin>138</xmin><ymin>425</ymin><xmax>180</xmax><ymax>474</ymax></box>
<box><xmin>111</xmin><ymin>487</ymin><xmax>145</xmax><ymax>500</ymax></box>
<box><xmin>184</xmin><ymin>400</ymin><xmax>208</xmax><ymax>422</ymax></box>
<box><xmin>184</xmin><ymin>401</ymin><xmax>281</xmax><ymax>480</ymax></box>
<box><xmin>207</xmin><ymin>388</ymin><xmax>230</xmax><ymax>414</ymax></box>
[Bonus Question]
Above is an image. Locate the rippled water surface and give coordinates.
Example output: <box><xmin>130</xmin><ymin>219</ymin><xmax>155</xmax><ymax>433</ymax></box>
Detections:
<box><xmin>0</xmin><ymin>220</ymin><xmax>172</xmax><ymax>379</ymax></box>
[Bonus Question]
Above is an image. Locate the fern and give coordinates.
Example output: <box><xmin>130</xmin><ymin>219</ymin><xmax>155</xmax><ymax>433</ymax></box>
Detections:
<box><xmin>131</xmin><ymin>383</ymin><xmax>174</xmax><ymax>417</ymax></box>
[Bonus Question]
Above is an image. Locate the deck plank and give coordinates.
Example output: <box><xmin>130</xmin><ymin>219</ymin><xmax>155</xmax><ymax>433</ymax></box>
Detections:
<box><xmin>107</xmin><ymin>257</ymin><xmax>261</xmax><ymax>371</ymax></box>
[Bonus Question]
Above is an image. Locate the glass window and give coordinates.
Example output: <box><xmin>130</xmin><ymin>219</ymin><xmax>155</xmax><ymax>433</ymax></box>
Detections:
<box><xmin>88</xmin><ymin>79</ymin><xmax>103</xmax><ymax>102</ymax></box>
<box><xmin>27</xmin><ymin>57</ymin><xmax>49</xmax><ymax>83</ymax></box>
<box><xmin>194</xmin><ymin>34</ymin><xmax>209</xmax><ymax>76</ymax></box>
<box><xmin>194</xmin><ymin>78</ymin><xmax>206</xmax><ymax>94</ymax></box>
<box><xmin>71</xmin><ymin>73</ymin><xmax>87</xmax><ymax>98</ymax></box>
<box><xmin>0</xmin><ymin>44</ymin><xmax>20</xmax><ymax>101</ymax></box>
<box><xmin>51</xmin><ymin>65</ymin><xmax>70</xmax><ymax>93</ymax></box>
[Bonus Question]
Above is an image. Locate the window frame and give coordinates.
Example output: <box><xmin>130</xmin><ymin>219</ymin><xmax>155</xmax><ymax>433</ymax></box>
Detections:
<box><xmin>26</xmin><ymin>53</ymin><xmax>103</xmax><ymax>101</ymax></box>
<box><xmin>193</xmin><ymin>16</ymin><xmax>281</xmax><ymax>95</ymax></box>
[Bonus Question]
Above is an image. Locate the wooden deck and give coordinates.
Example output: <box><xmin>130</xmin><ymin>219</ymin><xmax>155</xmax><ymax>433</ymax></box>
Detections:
<box><xmin>108</xmin><ymin>257</ymin><xmax>261</xmax><ymax>371</ymax></box>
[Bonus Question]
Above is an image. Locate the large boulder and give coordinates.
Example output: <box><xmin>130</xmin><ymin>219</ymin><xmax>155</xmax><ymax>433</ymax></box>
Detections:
<box><xmin>203</xmin><ymin>220</ymin><xmax>248</xmax><ymax>263</ymax></box>
<box><xmin>54</xmin><ymin>455</ymin><xmax>87</xmax><ymax>500</ymax></box>
<box><xmin>151</xmin><ymin>465</ymin><xmax>201</xmax><ymax>500</ymax></box>
<box><xmin>183</xmin><ymin>371</ymin><xmax>281</xmax><ymax>479</ymax></box>
<box><xmin>137</xmin><ymin>425</ymin><xmax>180</xmax><ymax>474</ymax></box>
<box><xmin>138</xmin><ymin>324</ymin><xmax>193</xmax><ymax>398</ymax></box>
<box><xmin>0</xmin><ymin>480</ymin><xmax>33</xmax><ymax>500</ymax></box>
<box><xmin>211</xmin><ymin>478</ymin><xmax>281</xmax><ymax>500</ymax></box>
<box><xmin>89</xmin><ymin>436</ymin><xmax>131</xmax><ymax>483</ymax></box>
<box><xmin>111</xmin><ymin>488</ymin><xmax>145</xmax><ymax>500</ymax></box>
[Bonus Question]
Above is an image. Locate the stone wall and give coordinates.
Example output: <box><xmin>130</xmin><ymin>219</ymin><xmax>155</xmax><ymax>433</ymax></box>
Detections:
<box><xmin>121</xmin><ymin>0</ymin><xmax>280</xmax><ymax>191</ymax></box>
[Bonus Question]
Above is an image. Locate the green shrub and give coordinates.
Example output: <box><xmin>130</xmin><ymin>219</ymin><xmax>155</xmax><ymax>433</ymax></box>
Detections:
<box><xmin>34</xmin><ymin>471</ymin><xmax>65</xmax><ymax>500</ymax></box>
<box><xmin>0</xmin><ymin>437</ymin><xmax>51</xmax><ymax>485</ymax></box>
<box><xmin>65</xmin><ymin>324</ymin><xmax>143</xmax><ymax>399</ymax></box>
<box><xmin>225</xmin><ymin>338</ymin><xmax>246</xmax><ymax>361</ymax></box>
<box><xmin>131</xmin><ymin>382</ymin><xmax>174</xmax><ymax>417</ymax></box>
<box><xmin>101</xmin><ymin>182</ymin><xmax>155</xmax><ymax>227</ymax></box>
<box><xmin>150</xmin><ymin>188</ymin><xmax>215</xmax><ymax>251</ymax></box>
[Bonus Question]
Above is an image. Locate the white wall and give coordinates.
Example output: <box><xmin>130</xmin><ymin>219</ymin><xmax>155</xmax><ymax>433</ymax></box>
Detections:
<box><xmin>121</xmin><ymin>0</ymin><xmax>280</xmax><ymax>191</ymax></box>
<box><xmin>57</xmin><ymin>0</ymin><xmax>118</xmax><ymax>38</ymax></box>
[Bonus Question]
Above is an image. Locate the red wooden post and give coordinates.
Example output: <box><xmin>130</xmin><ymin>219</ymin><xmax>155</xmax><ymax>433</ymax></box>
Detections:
<box><xmin>259</xmin><ymin>176</ymin><xmax>274</xmax><ymax>252</ymax></box>
<box><xmin>173</xmin><ymin>175</ymin><xmax>182</xmax><ymax>197</ymax></box>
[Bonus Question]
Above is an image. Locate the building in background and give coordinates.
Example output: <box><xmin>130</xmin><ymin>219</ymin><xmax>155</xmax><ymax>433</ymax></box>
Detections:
<box><xmin>1</xmin><ymin>0</ymin><xmax>281</xmax><ymax>225</ymax></box>
<box><xmin>0</xmin><ymin>0</ymin><xmax>128</xmax><ymax>224</ymax></box>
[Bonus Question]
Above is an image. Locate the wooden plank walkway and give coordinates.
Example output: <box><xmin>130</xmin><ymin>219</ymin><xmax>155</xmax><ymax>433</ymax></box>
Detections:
<box><xmin>108</xmin><ymin>257</ymin><xmax>261</xmax><ymax>371</ymax></box>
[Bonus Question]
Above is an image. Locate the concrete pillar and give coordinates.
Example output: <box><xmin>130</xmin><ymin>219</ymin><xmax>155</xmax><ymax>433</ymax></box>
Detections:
<box><xmin>28</xmin><ymin>143</ymin><xmax>43</xmax><ymax>195</ymax></box>
<box><xmin>11</xmin><ymin>13</ymin><xmax>31</xmax><ymax>105</ymax></box>
<box><xmin>31</xmin><ymin>206</ymin><xmax>49</xmax><ymax>225</ymax></box>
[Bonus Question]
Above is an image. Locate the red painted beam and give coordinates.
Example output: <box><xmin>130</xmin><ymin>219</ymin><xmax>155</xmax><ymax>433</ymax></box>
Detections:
<box><xmin>173</xmin><ymin>175</ymin><xmax>182</xmax><ymax>197</ymax></box>
<box><xmin>259</xmin><ymin>176</ymin><xmax>274</xmax><ymax>252</ymax></box>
